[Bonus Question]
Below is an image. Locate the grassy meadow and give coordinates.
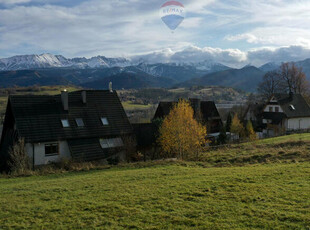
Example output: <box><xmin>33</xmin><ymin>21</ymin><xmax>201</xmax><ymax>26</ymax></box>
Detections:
<box><xmin>203</xmin><ymin>133</ymin><xmax>310</xmax><ymax>166</ymax></box>
<box><xmin>0</xmin><ymin>163</ymin><xmax>309</xmax><ymax>229</ymax></box>
<box><xmin>0</xmin><ymin>134</ymin><xmax>310</xmax><ymax>229</ymax></box>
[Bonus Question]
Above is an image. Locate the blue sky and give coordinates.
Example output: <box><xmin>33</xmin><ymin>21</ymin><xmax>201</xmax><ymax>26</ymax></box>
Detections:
<box><xmin>1</xmin><ymin>0</ymin><xmax>310</xmax><ymax>67</ymax></box>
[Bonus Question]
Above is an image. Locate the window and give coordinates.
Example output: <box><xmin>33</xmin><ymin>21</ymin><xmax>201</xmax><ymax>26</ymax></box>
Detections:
<box><xmin>289</xmin><ymin>105</ymin><xmax>296</xmax><ymax>111</ymax></box>
<box><xmin>99</xmin><ymin>139</ymin><xmax>109</xmax><ymax>149</ymax></box>
<box><xmin>61</xmin><ymin>119</ymin><xmax>70</xmax><ymax>127</ymax></box>
<box><xmin>101</xmin><ymin>117</ymin><xmax>109</xmax><ymax>125</ymax></box>
<box><xmin>45</xmin><ymin>143</ymin><xmax>59</xmax><ymax>156</ymax></box>
<box><xmin>99</xmin><ymin>138</ymin><xmax>123</xmax><ymax>149</ymax></box>
<box><xmin>275</xmin><ymin>107</ymin><xmax>279</xmax><ymax>112</ymax></box>
<box><xmin>75</xmin><ymin>118</ymin><xmax>84</xmax><ymax>127</ymax></box>
<box><xmin>269</xmin><ymin>107</ymin><xmax>273</xmax><ymax>112</ymax></box>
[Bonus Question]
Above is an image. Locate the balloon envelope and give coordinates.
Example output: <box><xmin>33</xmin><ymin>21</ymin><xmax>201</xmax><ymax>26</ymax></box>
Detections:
<box><xmin>160</xmin><ymin>1</ymin><xmax>185</xmax><ymax>31</ymax></box>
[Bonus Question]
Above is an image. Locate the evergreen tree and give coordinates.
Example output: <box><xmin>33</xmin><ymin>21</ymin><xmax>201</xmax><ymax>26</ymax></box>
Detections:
<box><xmin>226</xmin><ymin>113</ymin><xmax>232</xmax><ymax>132</ymax></box>
<box><xmin>217</xmin><ymin>126</ymin><xmax>227</xmax><ymax>145</ymax></box>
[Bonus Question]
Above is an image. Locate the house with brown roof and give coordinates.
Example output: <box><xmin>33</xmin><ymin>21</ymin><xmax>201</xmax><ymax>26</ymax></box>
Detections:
<box><xmin>262</xmin><ymin>93</ymin><xmax>310</xmax><ymax>136</ymax></box>
<box><xmin>0</xmin><ymin>90</ymin><xmax>134</xmax><ymax>170</ymax></box>
<box><xmin>153</xmin><ymin>98</ymin><xmax>223</xmax><ymax>133</ymax></box>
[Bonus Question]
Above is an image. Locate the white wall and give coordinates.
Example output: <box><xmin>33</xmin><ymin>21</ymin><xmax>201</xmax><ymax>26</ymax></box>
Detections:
<box><xmin>287</xmin><ymin>118</ymin><xmax>310</xmax><ymax>130</ymax></box>
<box><xmin>25</xmin><ymin>141</ymin><xmax>71</xmax><ymax>166</ymax></box>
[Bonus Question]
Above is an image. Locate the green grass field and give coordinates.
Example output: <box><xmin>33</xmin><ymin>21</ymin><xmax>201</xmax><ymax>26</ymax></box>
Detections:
<box><xmin>122</xmin><ymin>101</ymin><xmax>153</xmax><ymax>111</ymax></box>
<box><xmin>0</xmin><ymin>135</ymin><xmax>310</xmax><ymax>229</ymax></box>
<box><xmin>0</xmin><ymin>163</ymin><xmax>309</xmax><ymax>229</ymax></box>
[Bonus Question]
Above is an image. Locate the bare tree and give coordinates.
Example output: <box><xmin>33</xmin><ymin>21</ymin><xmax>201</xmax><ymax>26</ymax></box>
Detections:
<box><xmin>290</xmin><ymin>65</ymin><xmax>309</xmax><ymax>94</ymax></box>
<box><xmin>258</xmin><ymin>62</ymin><xmax>310</xmax><ymax>99</ymax></box>
<box><xmin>258</xmin><ymin>70</ymin><xmax>281</xmax><ymax>99</ymax></box>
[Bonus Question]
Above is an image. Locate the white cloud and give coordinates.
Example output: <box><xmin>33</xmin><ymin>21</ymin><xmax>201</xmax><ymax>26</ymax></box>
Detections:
<box><xmin>225</xmin><ymin>27</ymin><xmax>310</xmax><ymax>47</ymax></box>
<box><xmin>0</xmin><ymin>0</ymin><xmax>31</xmax><ymax>4</ymax></box>
<box><xmin>131</xmin><ymin>45</ymin><xmax>310</xmax><ymax>68</ymax></box>
<box><xmin>248</xmin><ymin>45</ymin><xmax>310</xmax><ymax>66</ymax></box>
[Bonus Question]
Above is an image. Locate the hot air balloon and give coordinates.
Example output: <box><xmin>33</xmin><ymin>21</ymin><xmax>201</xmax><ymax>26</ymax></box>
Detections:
<box><xmin>160</xmin><ymin>1</ymin><xmax>185</xmax><ymax>31</ymax></box>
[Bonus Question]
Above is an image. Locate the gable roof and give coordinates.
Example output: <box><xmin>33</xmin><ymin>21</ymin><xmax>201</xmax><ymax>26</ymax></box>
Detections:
<box><xmin>200</xmin><ymin>101</ymin><xmax>221</xmax><ymax>120</ymax></box>
<box><xmin>273</xmin><ymin>94</ymin><xmax>310</xmax><ymax>118</ymax></box>
<box><xmin>9</xmin><ymin>90</ymin><xmax>133</xmax><ymax>143</ymax></box>
<box><xmin>153</xmin><ymin>100</ymin><xmax>221</xmax><ymax>120</ymax></box>
<box><xmin>153</xmin><ymin>102</ymin><xmax>176</xmax><ymax>119</ymax></box>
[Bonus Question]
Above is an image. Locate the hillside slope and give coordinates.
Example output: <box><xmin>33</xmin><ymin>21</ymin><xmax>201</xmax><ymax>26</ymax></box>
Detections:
<box><xmin>82</xmin><ymin>72</ymin><xmax>176</xmax><ymax>89</ymax></box>
<box><xmin>0</xmin><ymin>134</ymin><xmax>310</xmax><ymax>229</ymax></box>
<box><xmin>179</xmin><ymin>66</ymin><xmax>265</xmax><ymax>92</ymax></box>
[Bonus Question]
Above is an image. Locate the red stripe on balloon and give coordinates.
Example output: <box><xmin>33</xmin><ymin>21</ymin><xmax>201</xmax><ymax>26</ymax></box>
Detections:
<box><xmin>161</xmin><ymin>1</ymin><xmax>184</xmax><ymax>8</ymax></box>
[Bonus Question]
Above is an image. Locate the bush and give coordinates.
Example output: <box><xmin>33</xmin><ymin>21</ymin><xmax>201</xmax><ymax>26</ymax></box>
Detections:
<box><xmin>8</xmin><ymin>139</ymin><xmax>31</xmax><ymax>175</ymax></box>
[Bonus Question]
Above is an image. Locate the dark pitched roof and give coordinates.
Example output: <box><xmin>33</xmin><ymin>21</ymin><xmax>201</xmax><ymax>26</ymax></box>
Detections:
<box><xmin>200</xmin><ymin>101</ymin><xmax>221</xmax><ymax>120</ymax></box>
<box><xmin>153</xmin><ymin>101</ymin><xmax>221</xmax><ymax>120</ymax></box>
<box><xmin>153</xmin><ymin>102</ymin><xmax>176</xmax><ymax>119</ymax></box>
<box><xmin>274</xmin><ymin>94</ymin><xmax>310</xmax><ymax>118</ymax></box>
<box><xmin>9</xmin><ymin>90</ymin><xmax>133</xmax><ymax>143</ymax></box>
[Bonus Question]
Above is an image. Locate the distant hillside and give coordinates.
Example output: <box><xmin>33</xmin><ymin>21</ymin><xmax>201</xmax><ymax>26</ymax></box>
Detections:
<box><xmin>178</xmin><ymin>66</ymin><xmax>265</xmax><ymax>92</ymax></box>
<box><xmin>0</xmin><ymin>70</ymin><xmax>70</xmax><ymax>87</ymax></box>
<box><xmin>0</xmin><ymin>68</ymin><xmax>176</xmax><ymax>88</ymax></box>
<box><xmin>82</xmin><ymin>72</ymin><xmax>176</xmax><ymax>89</ymax></box>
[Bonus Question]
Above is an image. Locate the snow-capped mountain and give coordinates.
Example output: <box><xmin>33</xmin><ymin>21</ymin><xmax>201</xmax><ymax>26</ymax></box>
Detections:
<box><xmin>135</xmin><ymin>61</ymin><xmax>230</xmax><ymax>82</ymax></box>
<box><xmin>0</xmin><ymin>53</ymin><xmax>232</xmax><ymax>73</ymax></box>
<box><xmin>0</xmin><ymin>54</ymin><xmax>68</xmax><ymax>70</ymax></box>
<box><xmin>0</xmin><ymin>54</ymin><xmax>132</xmax><ymax>71</ymax></box>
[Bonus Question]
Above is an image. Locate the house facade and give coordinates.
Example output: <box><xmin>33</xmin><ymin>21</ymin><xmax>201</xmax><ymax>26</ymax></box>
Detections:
<box><xmin>153</xmin><ymin>98</ymin><xmax>223</xmax><ymax>133</ymax></box>
<box><xmin>262</xmin><ymin>93</ymin><xmax>310</xmax><ymax>136</ymax></box>
<box><xmin>0</xmin><ymin>90</ymin><xmax>134</xmax><ymax>170</ymax></box>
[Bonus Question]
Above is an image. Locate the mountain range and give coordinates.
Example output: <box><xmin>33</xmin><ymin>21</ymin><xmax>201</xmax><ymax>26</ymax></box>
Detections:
<box><xmin>1</xmin><ymin>53</ymin><xmax>310</xmax><ymax>92</ymax></box>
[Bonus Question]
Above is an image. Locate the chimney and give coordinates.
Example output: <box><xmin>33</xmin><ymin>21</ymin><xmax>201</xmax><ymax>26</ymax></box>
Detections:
<box><xmin>189</xmin><ymin>98</ymin><xmax>201</xmax><ymax>119</ymax></box>
<box><xmin>81</xmin><ymin>91</ymin><xmax>87</xmax><ymax>104</ymax></box>
<box><xmin>109</xmin><ymin>82</ymin><xmax>113</xmax><ymax>93</ymax></box>
<box><xmin>61</xmin><ymin>90</ymin><xmax>68</xmax><ymax>111</ymax></box>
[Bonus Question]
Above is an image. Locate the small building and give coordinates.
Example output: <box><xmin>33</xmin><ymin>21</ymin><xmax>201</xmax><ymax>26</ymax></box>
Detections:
<box><xmin>262</xmin><ymin>93</ymin><xmax>310</xmax><ymax>136</ymax></box>
<box><xmin>0</xmin><ymin>90</ymin><xmax>134</xmax><ymax>170</ymax></box>
<box><xmin>153</xmin><ymin>98</ymin><xmax>223</xmax><ymax>133</ymax></box>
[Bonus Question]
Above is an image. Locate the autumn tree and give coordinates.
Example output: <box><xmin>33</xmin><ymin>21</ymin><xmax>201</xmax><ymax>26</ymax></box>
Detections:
<box><xmin>245</xmin><ymin>120</ymin><xmax>257</xmax><ymax>141</ymax></box>
<box><xmin>230</xmin><ymin>114</ymin><xmax>244</xmax><ymax>140</ymax></box>
<box><xmin>158</xmin><ymin>100</ymin><xmax>206</xmax><ymax>160</ymax></box>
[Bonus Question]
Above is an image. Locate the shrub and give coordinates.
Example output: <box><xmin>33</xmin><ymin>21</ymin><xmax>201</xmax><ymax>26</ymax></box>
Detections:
<box><xmin>8</xmin><ymin>139</ymin><xmax>31</xmax><ymax>175</ymax></box>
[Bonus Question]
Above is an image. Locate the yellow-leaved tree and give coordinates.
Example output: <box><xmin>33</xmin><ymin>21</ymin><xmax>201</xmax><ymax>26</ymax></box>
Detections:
<box><xmin>246</xmin><ymin>120</ymin><xmax>257</xmax><ymax>141</ymax></box>
<box><xmin>158</xmin><ymin>99</ymin><xmax>206</xmax><ymax>160</ymax></box>
<box><xmin>230</xmin><ymin>114</ymin><xmax>244</xmax><ymax>140</ymax></box>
